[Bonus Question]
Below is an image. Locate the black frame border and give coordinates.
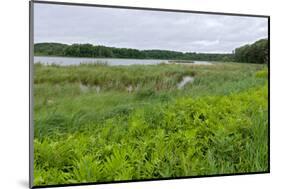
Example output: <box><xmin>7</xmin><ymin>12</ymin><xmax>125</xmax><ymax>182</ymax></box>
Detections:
<box><xmin>29</xmin><ymin>0</ymin><xmax>270</xmax><ymax>188</ymax></box>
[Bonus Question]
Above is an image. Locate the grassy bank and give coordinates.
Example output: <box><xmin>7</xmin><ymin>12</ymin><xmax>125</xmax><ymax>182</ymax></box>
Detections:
<box><xmin>33</xmin><ymin>62</ymin><xmax>268</xmax><ymax>185</ymax></box>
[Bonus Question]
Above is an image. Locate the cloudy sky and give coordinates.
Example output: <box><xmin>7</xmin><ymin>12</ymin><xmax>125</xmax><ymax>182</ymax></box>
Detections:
<box><xmin>34</xmin><ymin>3</ymin><xmax>268</xmax><ymax>53</ymax></box>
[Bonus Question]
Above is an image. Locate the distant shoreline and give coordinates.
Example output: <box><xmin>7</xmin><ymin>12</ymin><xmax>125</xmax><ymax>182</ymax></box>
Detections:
<box><xmin>34</xmin><ymin>38</ymin><xmax>268</xmax><ymax>64</ymax></box>
<box><xmin>34</xmin><ymin>42</ymin><xmax>234</xmax><ymax>62</ymax></box>
<box><xmin>34</xmin><ymin>54</ymin><xmax>170</xmax><ymax>60</ymax></box>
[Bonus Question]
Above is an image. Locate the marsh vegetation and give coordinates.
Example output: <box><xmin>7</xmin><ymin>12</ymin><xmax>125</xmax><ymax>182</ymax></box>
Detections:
<box><xmin>33</xmin><ymin>62</ymin><xmax>268</xmax><ymax>185</ymax></box>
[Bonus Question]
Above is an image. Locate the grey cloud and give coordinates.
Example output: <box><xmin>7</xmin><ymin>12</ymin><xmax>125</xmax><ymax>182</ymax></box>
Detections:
<box><xmin>34</xmin><ymin>3</ymin><xmax>268</xmax><ymax>53</ymax></box>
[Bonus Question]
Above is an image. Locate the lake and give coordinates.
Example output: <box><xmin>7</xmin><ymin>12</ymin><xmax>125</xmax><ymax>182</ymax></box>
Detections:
<box><xmin>34</xmin><ymin>56</ymin><xmax>212</xmax><ymax>66</ymax></box>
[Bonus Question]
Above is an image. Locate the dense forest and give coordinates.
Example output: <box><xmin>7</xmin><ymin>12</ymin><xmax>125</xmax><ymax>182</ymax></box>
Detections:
<box><xmin>34</xmin><ymin>43</ymin><xmax>233</xmax><ymax>61</ymax></box>
<box><xmin>34</xmin><ymin>38</ymin><xmax>268</xmax><ymax>64</ymax></box>
<box><xmin>234</xmin><ymin>39</ymin><xmax>268</xmax><ymax>64</ymax></box>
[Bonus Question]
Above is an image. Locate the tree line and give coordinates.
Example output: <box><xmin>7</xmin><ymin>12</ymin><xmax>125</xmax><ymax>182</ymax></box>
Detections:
<box><xmin>34</xmin><ymin>38</ymin><xmax>268</xmax><ymax>64</ymax></box>
<box><xmin>234</xmin><ymin>39</ymin><xmax>268</xmax><ymax>64</ymax></box>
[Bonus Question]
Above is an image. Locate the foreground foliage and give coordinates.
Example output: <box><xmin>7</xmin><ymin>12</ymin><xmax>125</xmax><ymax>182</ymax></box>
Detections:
<box><xmin>33</xmin><ymin>63</ymin><xmax>268</xmax><ymax>186</ymax></box>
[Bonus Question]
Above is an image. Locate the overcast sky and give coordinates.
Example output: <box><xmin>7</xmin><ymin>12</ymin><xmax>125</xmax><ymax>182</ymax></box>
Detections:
<box><xmin>34</xmin><ymin>3</ymin><xmax>268</xmax><ymax>53</ymax></box>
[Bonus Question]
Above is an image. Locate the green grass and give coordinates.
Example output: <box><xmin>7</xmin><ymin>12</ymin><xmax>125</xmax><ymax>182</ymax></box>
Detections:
<box><xmin>33</xmin><ymin>62</ymin><xmax>268</xmax><ymax>186</ymax></box>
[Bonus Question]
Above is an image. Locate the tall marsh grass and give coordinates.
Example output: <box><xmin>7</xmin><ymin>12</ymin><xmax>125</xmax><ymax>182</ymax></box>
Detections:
<box><xmin>33</xmin><ymin>62</ymin><xmax>268</xmax><ymax>186</ymax></box>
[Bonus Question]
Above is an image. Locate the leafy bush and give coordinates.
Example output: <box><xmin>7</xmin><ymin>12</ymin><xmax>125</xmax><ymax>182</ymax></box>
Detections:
<box><xmin>34</xmin><ymin>85</ymin><xmax>268</xmax><ymax>185</ymax></box>
<box><xmin>256</xmin><ymin>69</ymin><xmax>268</xmax><ymax>78</ymax></box>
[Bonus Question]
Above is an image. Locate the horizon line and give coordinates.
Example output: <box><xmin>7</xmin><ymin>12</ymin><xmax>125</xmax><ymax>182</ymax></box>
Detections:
<box><xmin>35</xmin><ymin>41</ymin><xmax>262</xmax><ymax>55</ymax></box>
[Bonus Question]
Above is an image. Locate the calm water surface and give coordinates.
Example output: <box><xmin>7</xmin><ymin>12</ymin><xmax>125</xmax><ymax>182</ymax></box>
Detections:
<box><xmin>34</xmin><ymin>56</ymin><xmax>212</xmax><ymax>66</ymax></box>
